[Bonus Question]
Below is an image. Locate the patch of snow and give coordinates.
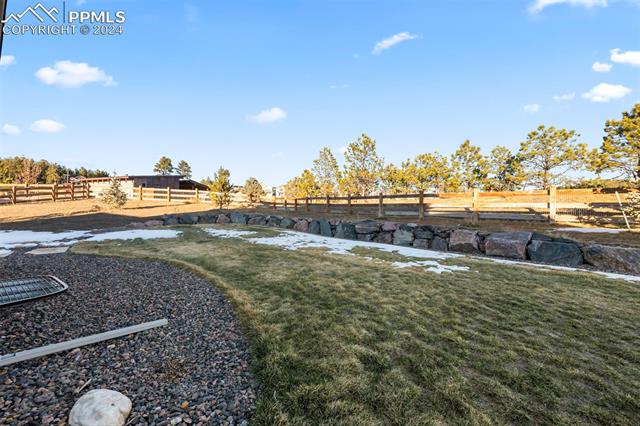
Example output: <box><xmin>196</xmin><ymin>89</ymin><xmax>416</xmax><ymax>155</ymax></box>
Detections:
<box><xmin>204</xmin><ymin>228</ymin><xmax>259</xmax><ymax>238</ymax></box>
<box><xmin>204</xmin><ymin>228</ymin><xmax>464</xmax><ymax>274</ymax></box>
<box><xmin>555</xmin><ymin>227</ymin><xmax>626</xmax><ymax>234</ymax></box>
<box><xmin>0</xmin><ymin>249</ymin><xmax>12</xmax><ymax>258</ymax></box>
<box><xmin>0</xmin><ymin>230</ymin><xmax>90</xmax><ymax>249</ymax></box>
<box><xmin>86</xmin><ymin>229</ymin><xmax>181</xmax><ymax>242</ymax></box>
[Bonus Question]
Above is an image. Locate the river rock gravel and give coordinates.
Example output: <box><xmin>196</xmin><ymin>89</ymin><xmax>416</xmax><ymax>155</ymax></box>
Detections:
<box><xmin>0</xmin><ymin>251</ymin><xmax>257</xmax><ymax>425</ymax></box>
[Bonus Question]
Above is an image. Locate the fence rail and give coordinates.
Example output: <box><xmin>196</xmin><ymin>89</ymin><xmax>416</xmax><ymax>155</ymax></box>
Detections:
<box><xmin>0</xmin><ymin>183</ymin><xmax>90</xmax><ymax>204</ymax></box>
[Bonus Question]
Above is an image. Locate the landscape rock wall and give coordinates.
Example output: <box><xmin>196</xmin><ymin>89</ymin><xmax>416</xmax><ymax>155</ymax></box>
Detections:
<box><xmin>155</xmin><ymin>212</ymin><xmax>640</xmax><ymax>277</ymax></box>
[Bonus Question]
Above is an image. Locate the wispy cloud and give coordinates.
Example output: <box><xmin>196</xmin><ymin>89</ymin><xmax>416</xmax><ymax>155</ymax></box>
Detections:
<box><xmin>2</xmin><ymin>124</ymin><xmax>21</xmax><ymax>136</ymax></box>
<box><xmin>248</xmin><ymin>107</ymin><xmax>287</xmax><ymax>124</ymax></box>
<box><xmin>0</xmin><ymin>55</ymin><xmax>15</xmax><ymax>68</ymax></box>
<box><xmin>30</xmin><ymin>119</ymin><xmax>66</xmax><ymax>133</ymax></box>
<box><xmin>528</xmin><ymin>0</ymin><xmax>607</xmax><ymax>13</ymax></box>
<box><xmin>523</xmin><ymin>103</ymin><xmax>541</xmax><ymax>113</ymax></box>
<box><xmin>592</xmin><ymin>62</ymin><xmax>612</xmax><ymax>72</ymax></box>
<box><xmin>553</xmin><ymin>93</ymin><xmax>575</xmax><ymax>102</ymax></box>
<box><xmin>35</xmin><ymin>60</ymin><xmax>115</xmax><ymax>88</ymax></box>
<box><xmin>610</xmin><ymin>48</ymin><xmax>640</xmax><ymax>67</ymax></box>
<box><xmin>582</xmin><ymin>83</ymin><xmax>631</xmax><ymax>102</ymax></box>
<box><xmin>372</xmin><ymin>32</ymin><xmax>419</xmax><ymax>55</ymax></box>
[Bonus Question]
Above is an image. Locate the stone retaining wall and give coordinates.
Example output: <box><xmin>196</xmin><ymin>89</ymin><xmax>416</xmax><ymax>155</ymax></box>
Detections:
<box><xmin>152</xmin><ymin>212</ymin><xmax>640</xmax><ymax>277</ymax></box>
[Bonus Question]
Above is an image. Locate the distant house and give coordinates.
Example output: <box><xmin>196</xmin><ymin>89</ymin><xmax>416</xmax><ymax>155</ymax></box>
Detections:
<box><xmin>80</xmin><ymin>175</ymin><xmax>201</xmax><ymax>198</ymax></box>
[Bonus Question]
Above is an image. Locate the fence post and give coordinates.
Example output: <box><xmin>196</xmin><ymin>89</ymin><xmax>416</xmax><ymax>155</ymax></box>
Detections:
<box><xmin>138</xmin><ymin>186</ymin><xmax>143</xmax><ymax>201</ymax></box>
<box><xmin>52</xmin><ymin>184</ymin><xmax>57</xmax><ymax>202</ymax></box>
<box><xmin>378</xmin><ymin>193</ymin><xmax>384</xmax><ymax>218</ymax></box>
<box><xmin>305</xmin><ymin>197</ymin><xmax>310</xmax><ymax>213</ymax></box>
<box><xmin>348</xmin><ymin>194</ymin><xmax>353</xmax><ymax>215</ymax></box>
<box><xmin>548</xmin><ymin>185</ymin><xmax>557</xmax><ymax>224</ymax></box>
<box><xmin>70</xmin><ymin>184</ymin><xmax>75</xmax><ymax>201</ymax></box>
<box><xmin>418</xmin><ymin>189</ymin><xmax>425</xmax><ymax>221</ymax></box>
<box><xmin>195</xmin><ymin>188</ymin><xmax>199</xmax><ymax>203</ymax></box>
<box><xmin>294</xmin><ymin>198</ymin><xmax>298</xmax><ymax>212</ymax></box>
<box><xmin>273</xmin><ymin>197</ymin><xmax>277</xmax><ymax>210</ymax></box>
<box><xmin>11</xmin><ymin>185</ymin><xmax>16</xmax><ymax>204</ymax></box>
<box><xmin>167</xmin><ymin>187</ymin><xmax>171</xmax><ymax>202</ymax></box>
<box><xmin>472</xmin><ymin>188</ymin><xmax>479</xmax><ymax>224</ymax></box>
<box><xmin>25</xmin><ymin>184</ymin><xmax>29</xmax><ymax>199</ymax></box>
<box><xmin>284</xmin><ymin>198</ymin><xmax>288</xmax><ymax>211</ymax></box>
<box><xmin>326</xmin><ymin>195</ymin><xmax>330</xmax><ymax>213</ymax></box>
<box><xmin>85</xmin><ymin>182</ymin><xmax>89</xmax><ymax>199</ymax></box>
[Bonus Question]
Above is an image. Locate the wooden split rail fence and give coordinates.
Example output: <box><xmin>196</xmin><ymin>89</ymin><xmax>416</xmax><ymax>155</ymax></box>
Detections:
<box><xmin>0</xmin><ymin>183</ymin><xmax>90</xmax><ymax>205</ymax></box>
<box><xmin>257</xmin><ymin>187</ymin><xmax>635</xmax><ymax>224</ymax></box>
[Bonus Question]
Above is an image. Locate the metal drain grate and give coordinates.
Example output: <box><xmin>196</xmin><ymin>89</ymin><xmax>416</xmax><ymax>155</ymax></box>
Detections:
<box><xmin>0</xmin><ymin>276</ymin><xmax>68</xmax><ymax>306</ymax></box>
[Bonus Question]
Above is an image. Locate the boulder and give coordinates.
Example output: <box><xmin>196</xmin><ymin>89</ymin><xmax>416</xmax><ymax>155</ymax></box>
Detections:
<box><xmin>216</xmin><ymin>214</ymin><xmax>231</xmax><ymax>224</ymax></box>
<box><xmin>334</xmin><ymin>223</ymin><xmax>357</xmax><ymax>239</ymax></box>
<box><xmin>308</xmin><ymin>220</ymin><xmax>321</xmax><ymax>235</ymax></box>
<box><xmin>431</xmin><ymin>236</ymin><xmax>448</xmax><ymax>251</ymax></box>
<box><xmin>178</xmin><ymin>214</ymin><xmax>198</xmax><ymax>225</ymax></box>
<box><xmin>162</xmin><ymin>216</ymin><xmax>179</xmax><ymax>226</ymax></box>
<box><xmin>279</xmin><ymin>217</ymin><xmax>296</xmax><ymax>229</ymax></box>
<box><xmin>449</xmin><ymin>230</ymin><xmax>480</xmax><ymax>253</ymax></box>
<box><xmin>357</xmin><ymin>233</ymin><xmax>376</xmax><ymax>242</ymax></box>
<box><xmin>381</xmin><ymin>222</ymin><xmax>399</xmax><ymax>232</ymax></box>
<box><xmin>393</xmin><ymin>229</ymin><xmax>414</xmax><ymax>246</ymax></box>
<box><xmin>399</xmin><ymin>223</ymin><xmax>418</xmax><ymax>232</ymax></box>
<box><xmin>69</xmin><ymin>389</ymin><xmax>132</xmax><ymax>426</ymax></box>
<box><xmin>197</xmin><ymin>214</ymin><xmax>218</xmax><ymax>224</ymax></box>
<box><xmin>143</xmin><ymin>220</ymin><xmax>164</xmax><ymax>227</ymax></box>
<box><xmin>413</xmin><ymin>238</ymin><xmax>429</xmax><ymax>249</ymax></box>
<box><xmin>354</xmin><ymin>220</ymin><xmax>380</xmax><ymax>234</ymax></box>
<box><xmin>230</xmin><ymin>212</ymin><xmax>248</xmax><ymax>224</ymax></box>
<box><xmin>531</xmin><ymin>232</ymin><xmax>553</xmax><ymax>242</ymax></box>
<box><xmin>484</xmin><ymin>232</ymin><xmax>532</xmax><ymax>260</ymax></box>
<box><xmin>374</xmin><ymin>232</ymin><xmax>393</xmax><ymax>244</ymax></box>
<box><xmin>266</xmin><ymin>216</ymin><xmax>282</xmax><ymax>227</ymax></box>
<box><xmin>319</xmin><ymin>219</ymin><xmax>333</xmax><ymax>237</ymax></box>
<box><xmin>527</xmin><ymin>240</ymin><xmax>583</xmax><ymax>267</ymax></box>
<box><xmin>128</xmin><ymin>222</ymin><xmax>145</xmax><ymax>229</ymax></box>
<box><xmin>414</xmin><ymin>226</ymin><xmax>434</xmax><ymax>240</ymax></box>
<box><xmin>582</xmin><ymin>244</ymin><xmax>640</xmax><ymax>275</ymax></box>
<box><xmin>293</xmin><ymin>219</ymin><xmax>309</xmax><ymax>232</ymax></box>
<box><xmin>247</xmin><ymin>215</ymin><xmax>267</xmax><ymax>225</ymax></box>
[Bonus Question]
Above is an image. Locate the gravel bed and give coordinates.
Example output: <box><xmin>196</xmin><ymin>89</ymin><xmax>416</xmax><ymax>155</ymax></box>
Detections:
<box><xmin>0</xmin><ymin>251</ymin><xmax>258</xmax><ymax>425</ymax></box>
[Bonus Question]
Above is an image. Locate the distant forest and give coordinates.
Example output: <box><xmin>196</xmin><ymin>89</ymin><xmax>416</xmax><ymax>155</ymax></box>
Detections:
<box><xmin>0</xmin><ymin>157</ymin><xmax>109</xmax><ymax>184</ymax></box>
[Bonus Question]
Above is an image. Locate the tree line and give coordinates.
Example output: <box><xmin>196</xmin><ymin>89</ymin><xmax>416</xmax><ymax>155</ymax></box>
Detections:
<box><xmin>285</xmin><ymin>103</ymin><xmax>639</xmax><ymax>197</ymax></box>
<box><xmin>0</xmin><ymin>157</ymin><xmax>109</xmax><ymax>184</ymax></box>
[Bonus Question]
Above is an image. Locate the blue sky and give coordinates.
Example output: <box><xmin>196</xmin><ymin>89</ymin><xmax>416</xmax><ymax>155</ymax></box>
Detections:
<box><xmin>1</xmin><ymin>0</ymin><xmax>639</xmax><ymax>185</ymax></box>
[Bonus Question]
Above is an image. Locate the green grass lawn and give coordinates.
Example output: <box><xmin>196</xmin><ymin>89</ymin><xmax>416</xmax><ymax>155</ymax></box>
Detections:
<box><xmin>73</xmin><ymin>225</ymin><xmax>640</xmax><ymax>425</ymax></box>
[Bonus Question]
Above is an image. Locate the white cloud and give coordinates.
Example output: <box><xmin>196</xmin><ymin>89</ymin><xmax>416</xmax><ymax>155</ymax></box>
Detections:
<box><xmin>529</xmin><ymin>0</ymin><xmax>607</xmax><ymax>13</ymax></box>
<box><xmin>35</xmin><ymin>60</ymin><xmax>116</xmax><ymax>88</ymax></box>
<box><xmin>0</xmin><ymin>55</ymin><xmax>15</xmax><ymax>67</ymax></box>
<box><xmin>592</xmin><ymin>61</ymin><xmax>612</xmax><ymax>72</ymax></box>
<box><xmin>582</xmin><ymin>83</ymin><xmax>631</xmax><ymax>102</ymax></box>
<box><xmin>248</xmin><ymin>107</ymin><xmax>287</xmax><ymax>124</ymax></box>
<box><xmin>610</xmin><ymin>48</ymin><xmax>640</xmax><ymax>67</ymax></box>
<box><xmin>372</xmin><ymin>32</ymin><xmax>419</xmax><ymax>55</ymax></box>
<box><xmin>2</xmin><ymin>124</ymin><xmax>21</xmax><ymax>136</ymax></box>
<box><xmin>30</xmin><ymin>119</ymin><xmax>66</xmax><ymax>133</ymax></box>
<box><xmin>553</xmin><ymin>93</ymin><xmax>575</xmax><ymax>102</ymax></box>
<box><xmin>523</xmin><ymin>103</ymin><xmax>541</xmax><ymax>113</ymax></box>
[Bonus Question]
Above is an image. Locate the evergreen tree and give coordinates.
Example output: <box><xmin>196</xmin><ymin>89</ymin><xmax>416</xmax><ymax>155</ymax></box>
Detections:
<box><xmin>153</xmin><ymin>156</ymin><xmax>174</xmax><ymax>175</ymax></box>
<box><xmin>312</xmin><ymin>147</ymin><xmax>341</xmax><ymax>196</ymax></box>
<box><xmin>451</xmin><ymin>140</ymin><xmax>488</xmax><ymax>191</ymax></box>
<box><xmin>485</xmin><ymin>146</ymin><xmax>525</xmax><ymax>191</ymax></box>
<box><xmin>176</xmin><ymin>160</ymin><xmax>192</xmax><ymax>179</ymax></box>
<box><xmin>341</xmin><ymin>133</ymin><xmax>384</xmax><ymax>195</ymax></box>
<box><xmin>242</xmin><ymin>177</ymin><xmax>264</xmax><ymax>205</ymax></box>
<box><xmin>99</xmin><ymin>176</ymin><xmax>128</xmax><ymax>209</ymax></box>
<box><xmin>595</xmin><ymin>103</ymin><xmax>640</xmax><ymax>185</ymax></box>
<box><xmin>208</xmin><ymin>167</ymin><xmax>232</xmax><ymax>208</ymax></box>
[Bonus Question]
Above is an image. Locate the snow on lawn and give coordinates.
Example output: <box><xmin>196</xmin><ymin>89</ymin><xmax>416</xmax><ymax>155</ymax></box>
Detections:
<box><xmin>0</xmin><ymin>229</ymin><xmax>182</xmax><ymax>253</ymax></box>
<box><xmin>0</xmin><ymin>230</ymin><xmax>90</xmax><ymax>249</ymax></box>
<box><xmin>204</xmin><ymin>228</ymin><xmax>468</xmax><ymax>274</ymax></box>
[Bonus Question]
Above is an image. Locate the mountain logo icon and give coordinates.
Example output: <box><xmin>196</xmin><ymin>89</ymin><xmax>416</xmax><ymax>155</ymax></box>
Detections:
<box><xmin>2</xmin><ymin>3</ymin><xmax>59</xmax><ymax>24</ymax></box>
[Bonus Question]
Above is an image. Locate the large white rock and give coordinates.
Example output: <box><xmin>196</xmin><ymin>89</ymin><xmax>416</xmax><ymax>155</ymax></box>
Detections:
<box><xmin>69</xmin><ymin>389</ymin><xmax>132</xmax><ymax>426</ymax></box>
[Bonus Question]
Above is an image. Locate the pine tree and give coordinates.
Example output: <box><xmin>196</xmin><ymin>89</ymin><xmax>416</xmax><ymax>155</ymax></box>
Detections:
<box><xmin>242</xmin><ymin>177</ymin><xmax>264</xmax><ymax>205</ymax></box>
<box><xmin>312</xmin><ymin>147</ymin><xmax>341</xmax><ymax>196</ymax></box>
<box><xmin>153</xmin><ymin>156</ymin><xmax>174</xmax><ymax>175</ymax></box>
<box><xmin>341</xmin><ymin>133</ymin><xmax>384</xmax><ymax>195</ymax></box>
<box><xmin>451</xmin><ymin>140</ymin><xmax>488</xmax><ymax>191</ymax></box>
<box><xmin>208</xmin><ymin>167</ymin><xmax>232</xmax><ymax>208</ymax></box>
<box><xmin>597</xmin><ymin>103</ymin><xmax>640</xmax><ymax>185</ymax></box>
<box><xmin>176</xmin><ymin>160</ymin><xmax>192</xmax><ymax>179</ymax></box>
<box><xmin>99</xmin><ymin>176</ymin><xmax>128</xmax><ymax>209</ymax></box>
